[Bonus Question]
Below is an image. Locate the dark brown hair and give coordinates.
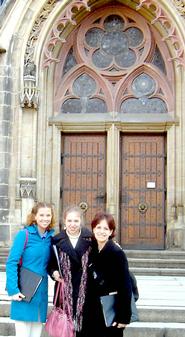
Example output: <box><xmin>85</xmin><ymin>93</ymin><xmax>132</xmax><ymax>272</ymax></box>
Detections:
<box><xmin>26</xmin><ymin>202</ymin><xmax>56</xmax><ymax>230</ymax></box>
<box><xmin>91</xmin><ymin>211</ymin><xmax>116</xmax><ymax>238</ymax></box>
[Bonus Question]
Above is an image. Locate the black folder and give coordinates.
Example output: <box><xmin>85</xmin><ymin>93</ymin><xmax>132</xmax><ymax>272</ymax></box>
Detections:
<box><xmin>100</xmin><ymin>293</ymin><xmax>117</xmax><ymax>327</ymax></box>
<box><xmin>18</xmin><ymin>267</ymin><xmax>43</xmax><ymax>302</ymax></box>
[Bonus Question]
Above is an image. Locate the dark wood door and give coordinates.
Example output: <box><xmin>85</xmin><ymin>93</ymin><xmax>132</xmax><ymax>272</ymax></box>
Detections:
<box><xmin>61</xmin><ymin>133</ymin><xmax>106</xmax><ymax>227</ymax></box>
<box><xmin>120</xmin><ymin>134</ymin><xmax>166</xmax><ymax>249</ymax></box>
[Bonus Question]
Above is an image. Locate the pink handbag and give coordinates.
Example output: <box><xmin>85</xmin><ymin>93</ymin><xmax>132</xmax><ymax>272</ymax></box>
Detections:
<box><xmin>45</xmin><ymin>280</ymin><xmax>74</xmax><ymax>337</ymax></box>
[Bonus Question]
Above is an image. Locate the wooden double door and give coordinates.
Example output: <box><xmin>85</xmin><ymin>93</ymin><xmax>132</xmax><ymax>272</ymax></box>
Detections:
<box><xmin>61</xmin><ymin>133</ymin><xmax>166</xmax><ymax>249</ymax></box>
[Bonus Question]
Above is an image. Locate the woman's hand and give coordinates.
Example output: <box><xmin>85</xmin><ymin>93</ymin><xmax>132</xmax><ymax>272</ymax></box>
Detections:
<box><xmin>11</xmin><ymin>292</ymin><xmax>25</xmax><ymax>301</ymax></box>
<box><xmin>52</xmin><ymin>270</ymin><xmax>63</xmax><ymax>282</ymax></box>
<box><xmin>112</xmin><ymin>322</ymin><xmax>127</xmax><ymax>328</ymax></box>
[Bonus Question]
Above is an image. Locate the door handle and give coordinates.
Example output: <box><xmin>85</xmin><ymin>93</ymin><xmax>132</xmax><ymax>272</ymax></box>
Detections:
<box><xmin>79</xmin><ymin>201</ymin><xmax>88</xmax><ymax>212</ymax></box>
<box><xmin>138</xmin><ymin>202</ymin><xmax>148</xmax><ymax>213</ymax></box>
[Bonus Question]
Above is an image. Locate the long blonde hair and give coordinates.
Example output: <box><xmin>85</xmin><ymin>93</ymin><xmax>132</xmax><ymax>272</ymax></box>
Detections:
<box><xmin>26</xmin><ymin>202</ymin><xmax>56</xmax><ymax>230</ymax></box>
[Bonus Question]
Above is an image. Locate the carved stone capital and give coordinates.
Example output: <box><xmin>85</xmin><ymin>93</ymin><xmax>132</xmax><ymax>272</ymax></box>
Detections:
<box><xmin>19</xmin><ymin>178</ymin><xmax>37</xmax><ymax>199</ymax></box>
<box><xmin>20</xmin><ymin>75</ymin><xmax>39</xmax><ymax>109</ymax></box>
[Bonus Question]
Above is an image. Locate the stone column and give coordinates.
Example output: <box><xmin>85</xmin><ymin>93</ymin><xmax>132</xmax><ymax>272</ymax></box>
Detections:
<box><xmin>166</xmin><ymin>204</ymin><xmax>176</xmax><ymax>248</ymax></box>
<box><xmin>106</xmin><ymin>124</ymin><xmax>120</xmax><ymax>226</ymax></box>
<box><xmin>19</xmin><ymin>63</ymin><xmax>39</xmax><ymax>226</ymax></box>
<box><xmin>0</xmin><ymin>59</ymin><xmax>13</xmax><ymax>246</ymax></box>
<box><xmin>173</xmin><ymin>205</ymin><xmax>185</xmax><ymax>249</ymax></box>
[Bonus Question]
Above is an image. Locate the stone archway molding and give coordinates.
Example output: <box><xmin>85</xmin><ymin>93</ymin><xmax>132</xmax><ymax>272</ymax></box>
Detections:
<box><xmin>19</xmin><ymin>0</ymin><xmax>185</xmax><ymax>108</ymax></box>
<box><xmin>38</xmin><ymin>0</ymin><xmax>185</xmax><ymax>70</ymax></box>
<box><xmin>136</xmin><ymin>0</ymin><xmax>185</xmax><ymax>68</ymax></box>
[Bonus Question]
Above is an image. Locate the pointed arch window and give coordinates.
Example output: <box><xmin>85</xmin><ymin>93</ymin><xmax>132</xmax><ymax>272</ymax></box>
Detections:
<box><xmin>121</xmin><ymin>73</ymin><xmax>168</xmax><ymax>113</ymax></box>
<box><xmin>61</xmin><ymin>74</ymin><xmax>108</xmax><ymax>114</ymax></box>
<box><xmin>54</xmin><ymin>5</ymin><xmax>174</xmax><ymax>116</ymax></box>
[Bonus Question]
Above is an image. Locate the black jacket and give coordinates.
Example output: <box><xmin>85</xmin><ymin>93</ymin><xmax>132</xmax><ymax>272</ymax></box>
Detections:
<box><xmin>47</xmin><ymin>227</ymin><xmax>92</xmax><ymax>315</ymax></box>
<box><xmin>82</xmin><ymin>239</ymin><xmax>132</xmax><ymax>337</ymax></box>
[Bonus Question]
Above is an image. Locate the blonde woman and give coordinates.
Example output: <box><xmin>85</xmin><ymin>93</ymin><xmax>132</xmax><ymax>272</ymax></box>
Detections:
<box><xmin>6</xmin><ymin>202</ymin><xmax>55</xmax><ymax>337</ymax></box>
<box><xmin>48</xmin><ymin>205</ymin><xmax>92</xmax><ymax>337</ymax></box>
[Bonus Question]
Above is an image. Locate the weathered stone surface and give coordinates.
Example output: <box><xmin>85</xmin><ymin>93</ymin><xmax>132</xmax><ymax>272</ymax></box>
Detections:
<box><xmin>0</xmin><ymin>225</ymin><xmax>9</xmax><ymax>241</ymax></box>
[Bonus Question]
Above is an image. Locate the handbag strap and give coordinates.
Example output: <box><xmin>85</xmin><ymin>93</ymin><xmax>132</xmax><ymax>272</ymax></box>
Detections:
<box><xmin>19</xmin><ymin>229</ymin><xmax>29</xmax><ymax>266</ymax></box>
<box><xmin>53</xmin><ymin>281</ymin><xmax>62</xmax><ymax>306</ymax></box>
<box><xmin>54</xmin><ymin>281</ymin><xmax>72</xmax><ymax>317</ymax></box>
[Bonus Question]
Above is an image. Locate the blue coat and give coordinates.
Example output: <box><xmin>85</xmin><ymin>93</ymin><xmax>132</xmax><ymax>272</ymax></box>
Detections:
<box><xmin>6</xmin><ymin>224</ymin><xmax>54</xmax><ymax>322</ymax></box>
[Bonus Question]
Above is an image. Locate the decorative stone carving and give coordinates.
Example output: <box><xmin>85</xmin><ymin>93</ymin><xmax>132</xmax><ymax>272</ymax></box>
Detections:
<box><xmin>136</xmin><ymin>0</ymin><xmax>185</xmax><ymax>68</ymax></box>
<box><xmin>43</xmin><ymin>0</ymin><xmax>90</xmax><ymax>67</ymax></box>
<box><xmin>42</xmin><ymin>0</ymin><xmax>185</xmax><ymax>69</ymax></box>
<box><xmin>24</xmin><ymin>62</ymin><xmax>36</xmax><ymax>77</ymax></box>
<box><xmin>20</xmin><ymin>74</ymin><xmax>39</xmax><ymax>109</ymax></box>
<box><xmin>53</xmin><ymin>7</ymin><xmax>174</xmax><ymax>115</ymax></box>
<box><xmin>21</xmin><ymin>0</ymin><xmax>57</xmax><ymax>109</ymax></box>
<box><xmin>24</xmin><ymin>0</ymin><xmax>56</xmax><ymax>73</ymax></box>
<box><xmin>19</xmin><ymin>178</ymin><xmax>37</xmax><ymax>199</ymax></box>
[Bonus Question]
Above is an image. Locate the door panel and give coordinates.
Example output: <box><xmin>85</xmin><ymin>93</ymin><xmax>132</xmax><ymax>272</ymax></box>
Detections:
<box><xmin>61</xmin><ymin>133</ymin><xmax>106</xmax><ymax>227</ymax></box>
<box><xmin>120</xmin><ymin>134</ymin><xmax>166</xmax><ymax>249</ymax></box>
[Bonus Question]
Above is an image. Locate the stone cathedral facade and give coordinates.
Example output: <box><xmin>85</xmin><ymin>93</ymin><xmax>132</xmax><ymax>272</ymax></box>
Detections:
<box><xmin>0</xmin><ymin>0</ymin><xmax>185</xmax><ymax>250</ymax></box>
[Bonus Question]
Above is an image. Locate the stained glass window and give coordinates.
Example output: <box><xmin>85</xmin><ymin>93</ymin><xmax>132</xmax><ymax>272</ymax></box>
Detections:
<box><xmin>61</xmin><ymin>74</ymin><xmax>107</xmax><ymax>113</ymax></box>
<box><xmin>58</xmin><ymin>9</ymin><xmax>171</xmax><ymax>115</ymax></box>
<box><xmin>121</xmin><ymin>73</ymin><xmax>168</xmax><ymax>113</ymax></box>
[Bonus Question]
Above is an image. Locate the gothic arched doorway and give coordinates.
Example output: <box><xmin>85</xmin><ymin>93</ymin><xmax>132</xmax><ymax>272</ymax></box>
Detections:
<box><xmin>53</xmin><ymin>4</ymin><xmax>174</xmax><ymax>249</ymax></box>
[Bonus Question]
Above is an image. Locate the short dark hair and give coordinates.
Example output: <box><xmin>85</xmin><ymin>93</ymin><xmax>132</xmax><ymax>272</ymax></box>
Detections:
<box><xmin>91</xmin><ymin>211</ymin><xmax>116</xmax><ymax>238</ymax></box>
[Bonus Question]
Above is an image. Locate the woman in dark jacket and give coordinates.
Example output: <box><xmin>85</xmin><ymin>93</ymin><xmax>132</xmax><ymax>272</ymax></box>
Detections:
<box><xmin>47</xmin><ymin>205</ymin><xmax>92</xmax><ymax>337</ymax></box>
<box><xmin>84</xmin><ymin>211</ymin><xmax>132</xmax><ymax>337</ymax></box>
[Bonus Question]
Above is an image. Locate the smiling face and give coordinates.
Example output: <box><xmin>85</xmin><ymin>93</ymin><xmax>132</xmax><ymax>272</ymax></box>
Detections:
<box><xmin>65</xmin><ymin>211</ymin><xmax>82</xmax><ymax>237</ymax></box>
<box><xmin>93</xmin><ymin>218</ymin><xmax>113</xmax><ymax>248</ymax></box>
<box><xmin>35</xmin><ymin>207</ymin><xmax>52</xmax><ymax>233</ymax></box>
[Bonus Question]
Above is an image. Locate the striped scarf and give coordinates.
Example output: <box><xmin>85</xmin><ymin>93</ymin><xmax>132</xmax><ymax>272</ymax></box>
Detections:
<box><xmin>59</xmin><ymin>248</ymin><xmax>90</xmax><ymax>331</ymax></box>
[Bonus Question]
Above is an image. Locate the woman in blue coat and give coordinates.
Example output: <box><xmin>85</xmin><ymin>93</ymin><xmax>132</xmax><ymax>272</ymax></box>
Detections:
<box><xmin>6</xmin><ymin>202</ymin><xmax>55</xmax><ymax>337</ymax></box>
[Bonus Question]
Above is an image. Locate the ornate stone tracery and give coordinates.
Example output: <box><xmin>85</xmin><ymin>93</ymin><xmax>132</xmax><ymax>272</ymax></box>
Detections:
<box><xmin>24</xmin><ymin>0</ymin><xmax>57</xmax><ymax>73</ymax></box>
<box><xmin>40</xmin><ymin>0</ymin><xmax>185</xmax><ymax>69</ymax></box>
<box><xmin>136</xmin><ymin>0</ymin><xmax>185</xmax><ymax>67</ymax></box>
<box><xmin>43</xmin><ymin>0</ymin><xmax>90</xmax><ymax>67</ymax></box>
<box><xmin>54</xmin><ymin>6</ymin><xmax>174</xmax><ymax>115</ymax></box>
<box><xmin>20</xmin><ymin>0</ymin><xmax>185</xmax><ymax>111</ymax></box>
<box><xmin>172</xmin><ymin>0</ymin><xmax>185</xmax><ymax>16</ymax></box>
<box><xmin>21</xmin><ymin>0</ymin><xmax>57</xmax><ymax>109</ymax></box>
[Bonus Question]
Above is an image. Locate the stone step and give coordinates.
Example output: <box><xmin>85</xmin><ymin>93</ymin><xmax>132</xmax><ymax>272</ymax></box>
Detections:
<box><xmin>0</xmin><ymin>319</ymin><xmax>185</xmax><ymax>337</ymax></box>
<box><xmin>1</xmin><ymin>300</ymin><xmax>185</xmax><ymax>323</ymax></box>
<box><xmin>124</xmin><ymin>322</ymin><xmax>185</xmax><ymax>337</ymax></box>
<box><xmin>130</xmin><ymin>267</ymin><xmax>185</xmax><ymax>276</ymax></box>
<box><xmin>0</xmin><ymin>258</ymin><xmax>7</xmax><ymax>264</ymax></box>
<box><xmin>2</xmin><ymin>249</ymin><xmax>185</xmax><ymax>275</ymax></box>
<box><xmin>0</xmin><ymin>266</ymin><xmax>5</xmax><ymax>272</ymax></box>
<box><xmin>0</xmin><ymin>249</ymin><xmax>9</xmax><ymax>270</ymax></box>
<box><xmin>0</xmin><ymin>249</ymin><xmax>9</xmax><ymax>254</ymax></box>
<box><xmin>128</xmin><ymin>258</ymin><xmax>185</xmax><ymax>269</ymax></box>
<box><xmin>139</xmin><ymin>306</ymin><xmax>185</xmax><ymax>323</ymax></box>
<box><xmin>126</xmin><ymin>250</ymin><xmax>185</xmax><ymax>275</ymax></box>
<box><xmin>125</xmin><ymin>250</ymin><xmax>185</xmax><ymax>259</ymax></box>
